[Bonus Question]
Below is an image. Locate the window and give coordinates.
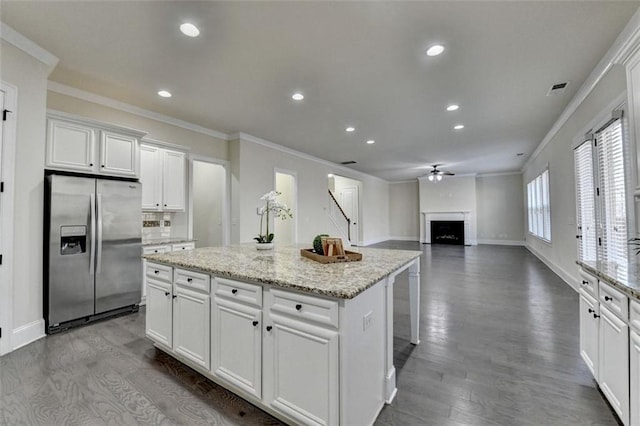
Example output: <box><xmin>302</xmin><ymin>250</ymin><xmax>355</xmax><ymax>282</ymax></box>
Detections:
<box><xmin>574</xmin><ymin>141</ymin><xmax>597</xmax><ymax>262</ymax></box>
<box><xmin>527</xmin><ymin>169</ymin><xmax>551</xmax><ymax>242</ymax></box>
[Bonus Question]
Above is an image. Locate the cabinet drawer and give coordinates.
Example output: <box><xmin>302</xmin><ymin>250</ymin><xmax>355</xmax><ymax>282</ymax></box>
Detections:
<box><xmin>215</xmin><ymin>278</ymin><xmax>262</xmax><ymax>308</ymax></box>
<box><xmin>579</xmin><ymin>269</ymin><xmax>598</xmax><ymax>298</ymax></box>
<box><xmin>143</xmin><ymin>245</ymin><xmax>171</xmax><ymax>255</ymax></box>
<box><xmin>631</xmin><ymin>299</ymin><xmax>640</xmax><ymax>333</ymax></box>
<box><xmin>146</xmin><ymin>262</ymin><xmax>172</xmax><ymax>283</ymax></box>
<box><xmin>172</xmin><ymin>242</ymin><xmax>195</xmax><ymax>251</ymax></box>
<box><xmin>175</xmin><ymin>268</ymin><xmax>210</xmax><ymax>293</ymax></box>
<box><xmin>268</xmin><ymin>288</ymin><xmax>339</xmax><ymax>329</ymax></box>
<box><xmin>599</xmin><ymin>281</ymin><xmax>628</xmax><ymax>321</ymax></box>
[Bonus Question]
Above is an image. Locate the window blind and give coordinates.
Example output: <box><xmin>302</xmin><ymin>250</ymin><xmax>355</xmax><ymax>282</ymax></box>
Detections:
<box><xmin>527</xmin><ymin>169</ymin><xmax>551</xmax><ymax>241</ymax></box>
<box><xmin>596</xmin><ymin>118</ymin><xmax>627</xmax><ymax>266</ymax></box>
<box><xmin>574</xmin><ymin>141</ymin><xmax>596</xmax><ymax>262</ymax></box>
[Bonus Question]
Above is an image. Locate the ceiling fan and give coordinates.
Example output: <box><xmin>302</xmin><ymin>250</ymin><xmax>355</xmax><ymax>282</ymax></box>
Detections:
<box><xmin>427</xmin><ymin>164</ymin><xmax>455</xmax><ymax>182</ymax></box>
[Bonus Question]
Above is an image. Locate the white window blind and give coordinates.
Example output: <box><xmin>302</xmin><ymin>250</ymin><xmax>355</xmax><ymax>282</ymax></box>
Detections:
<box><xmin>574</xmin><ymin>141</ymin><xmax>597</xmax><ymax>262</ymax></box>
<box><xmin>527</xmin><ymin>169</ymin><xmax>551</xmax><ymax>241</ymax></box>
<box><xmin>596</xmin><ymin>118</ymin><xmax>627</xmax><ymax>266</ymax></box>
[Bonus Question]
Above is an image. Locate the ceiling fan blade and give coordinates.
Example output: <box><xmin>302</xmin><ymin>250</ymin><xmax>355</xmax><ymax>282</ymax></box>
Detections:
<box><xmin>442</xmin><ymin>172</ymin><xmax>455</xmax><ymax>176</ymax></box>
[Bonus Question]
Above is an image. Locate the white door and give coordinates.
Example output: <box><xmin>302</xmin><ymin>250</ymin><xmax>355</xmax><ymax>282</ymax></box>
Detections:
<box><xmin>145</xmin><ymin>279</ymin><xmax>173</xmax><ymax>348</ymax></box>
<box><xmin>173</xmin><ymin>285</ymin><xmax>210</xmax><ymax>369</ymax></box>
<box><xmin>599</xmin><ymin>305</ymin><xmax>630</xmax><ymax>425</ymax></box>
<box><xmin>46</xmin><ymin>118</ymin><xmax>96</xmax><ymax>172</ymax></box>
<box><xmin>631</xmin><ymin>330</ymin><xmax>640</xmax><ymax>426</ymax></box>
<box><xmin>263</xmin><ymin>312</ymin><xmax>339</xmax><ymax>426</ymax></box>
<box><xmin>274</xmin><ymin>170</ymin><xmax>296</xmax><ymax>245</ymax></box>
<box><xmin>162</xmin><ymin>150</ymin><xmax>186</xmax><ymax>211</ymax></box>
<box><xmin>338</xmin><ymin>186</ymin><xmax>359</xmax><ymax>245</ymax></box>
<box><xmin>211</xmin><ymin>296</ymin><xmax>262</xmax><ymax>398</ymax></box>
<box><xmin>100</xmin><ymin>130</ymin><xmax>138</xmax><ymax>177</ymax></box>
<box><xmin>579</xmin><ymin>290</ymin><xmax>599</xmax><ymax>380</ymax></box>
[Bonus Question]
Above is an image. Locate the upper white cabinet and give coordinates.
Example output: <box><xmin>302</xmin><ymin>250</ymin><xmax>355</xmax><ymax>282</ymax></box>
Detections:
<box><xmin>46</xmin><ymin>111</ymin><xmax>144</xmax><ymax>178</ymax></box>
<box><xmin>140</xmin><ymin>143</ymin><xmax>186</xmax><ymax>212</ymax></box>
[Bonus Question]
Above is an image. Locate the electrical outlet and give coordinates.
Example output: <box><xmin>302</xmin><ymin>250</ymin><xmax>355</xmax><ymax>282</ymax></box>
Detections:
<box><xmin>363</xmin><ymin>311</ymin><xmax>372</xmax><ymax>331</ymax></box>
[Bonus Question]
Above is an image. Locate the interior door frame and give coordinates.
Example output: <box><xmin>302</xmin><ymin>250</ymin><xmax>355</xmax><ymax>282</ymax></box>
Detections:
<box><xmin>0</xmin><ymin>81</ymin><xmax>17</xmax><ymax>355</ymax></box>
<box><xmin>337</xmin><ymin>183</ymin><xmax>360</xmax><ymax>246</ymax></box>
<box><xmin>188</xmin><ymin>154</ymin><xmax>231</xmax><ymax>246</ymax></box>
<box><xmin>273</xmin><ymin>168</ymin><xmax>298</xmax><ymax>244</ymax></box>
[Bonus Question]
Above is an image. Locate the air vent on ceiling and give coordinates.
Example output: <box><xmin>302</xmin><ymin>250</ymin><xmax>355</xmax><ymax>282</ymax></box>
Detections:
<box><xmin>547</xmin><ymin>81</ymin><xmax>570</xmax><ymax>96</ymax></box>
<box><xmin>340</xmin><ymin>161</ymin><xmax>357</xmax><ymax>165</ymax></box>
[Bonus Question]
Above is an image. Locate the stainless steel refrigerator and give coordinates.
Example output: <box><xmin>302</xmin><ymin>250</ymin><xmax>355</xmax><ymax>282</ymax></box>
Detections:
<box><xmin>44</xmin><ymin>174</ymin><xmax>142</xmax><ymax>333</ymax></box>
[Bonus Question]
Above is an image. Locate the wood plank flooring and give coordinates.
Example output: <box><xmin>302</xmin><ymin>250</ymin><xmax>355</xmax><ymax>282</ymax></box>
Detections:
<box><xmin>0</xmin><ymin>243</ymin><xmax>619</xmax><ymax>425</ymax></box>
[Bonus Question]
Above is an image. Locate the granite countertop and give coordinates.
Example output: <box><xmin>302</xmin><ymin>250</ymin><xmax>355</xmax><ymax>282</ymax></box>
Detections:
<box><xmin>144</xmin><ymin>244</ymin><xmax>422</xmax><ymax>299</ymax></box>
<box><xmin>142</xmin><ymin>238</ymin><xmax>196</xmax><ymax>247</ymax></box>
<box><xmin>577</xmin><ymin>259</ymin><xmax>640</xmax><ymax>300</ymax></box>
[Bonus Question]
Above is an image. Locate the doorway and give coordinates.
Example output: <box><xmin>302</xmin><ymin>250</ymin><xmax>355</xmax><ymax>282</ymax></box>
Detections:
<box><xmin>274</xmin><ymin>169</ymin><xmax>297</xmax><ymax>245</ymax></box>
<box><xmin>331</xmin><ymin>175</ymin><xmax>361</xmax><ymax>245</ymax></box>
<box><xmin>190</xmin><ymin>158</ymin><xmax>229</xmax><ymax>247</ymax></box>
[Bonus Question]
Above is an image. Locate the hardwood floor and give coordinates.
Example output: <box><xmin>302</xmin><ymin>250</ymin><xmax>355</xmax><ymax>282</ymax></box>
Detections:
<box><xmin>0</xmin><ymin>243</ymin><xmax>618</xmax><ymax>425</ymax></box>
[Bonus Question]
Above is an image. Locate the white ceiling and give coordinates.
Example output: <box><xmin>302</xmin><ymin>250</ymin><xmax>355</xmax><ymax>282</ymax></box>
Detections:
<box><xmin>2</xmin><ymin>1</ymin><xmax>638</xmax><ymax>181</ymax></box>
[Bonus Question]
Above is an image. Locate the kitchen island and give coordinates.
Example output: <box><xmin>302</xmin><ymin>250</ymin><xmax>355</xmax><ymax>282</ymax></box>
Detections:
<box><xmin>144</xmin><ymin>244</ymin><xmax>421</xmax><ymax>426</ymax></box>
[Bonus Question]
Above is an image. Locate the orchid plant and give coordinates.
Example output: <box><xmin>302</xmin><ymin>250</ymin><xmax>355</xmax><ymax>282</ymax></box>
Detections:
<box><xmin>254</xmin><ymin>190</ymin><xmax>293</xmax><ymax>244</ymax></box>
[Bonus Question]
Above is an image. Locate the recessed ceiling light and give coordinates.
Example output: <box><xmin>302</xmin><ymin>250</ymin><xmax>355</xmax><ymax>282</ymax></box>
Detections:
<box><xmin>292</xmin><ymin>93</ymin><xmax>304</xmax><ymax>101</ymax></box>
<box><xmin>426</xmin><ymin>44</ymin><xmax>445</xmax><ymax>56</ymax></box>
<box><xmin>157</xmin><ymin>90</ymin><xmax>172</xmax><ymax>98</ymax></box>
<box><xmin>446</xmin><ymin>104</ymin><xmax>459</xmax><ymax>111</ymax></box>
<box><xmin>345</xmin><ymin>126</ymin><xmax>355</xmax><ymax>132</ymax></box>
<box><xmin>180</xmin><ymin>23</ymin><xmax>200</xmax><ymax>37</ymax></box>
<box><xmin>453</xmin><ymin>124</ymin><xmax>464</xmax><ymax>130</ymax></box>
<box><xmin>366</xmin><ymin>140</ymin><xmax>375</xmax><ymax>144</ymax></box>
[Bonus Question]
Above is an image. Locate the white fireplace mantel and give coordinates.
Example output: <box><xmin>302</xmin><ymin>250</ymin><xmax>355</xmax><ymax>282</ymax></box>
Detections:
<box><xmin>422</xmin><ymin>211</ymin><xmax>473</xmax><ymax>245</ymax></box>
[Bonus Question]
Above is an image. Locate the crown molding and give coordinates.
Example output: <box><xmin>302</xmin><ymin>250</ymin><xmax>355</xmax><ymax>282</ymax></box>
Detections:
<box><xmin>230</xmin><ymin>132</ymin><xmax>390</xmax><ymax>184</ymax></box>
<box><xmin>47</xmin><ymin>81</ymin><xmax>230</xmax><ymax>141</ymax></box>
<box><xmin>0</xmin><ymin>22</ymin><xmax>58</xmax><ymax>70</ymax></box>
<box><xmin>389</xmin><ymin>180</ymin><xmax>418</xmax><ymax>184</ymax></box>
<box><xmin>522</xmin><ymin>6</ymin><xmax>640</xmax><ymax>173</ymax></box>
<box><xmin>477</xmin><ymin>171</ymin><xmax>522</xmax><ymax>178</ymax></box>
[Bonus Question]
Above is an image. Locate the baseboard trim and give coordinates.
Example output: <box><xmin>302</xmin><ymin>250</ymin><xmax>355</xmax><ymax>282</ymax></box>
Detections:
<box><xmin>525</xmin><ymin>244</ymin><xmax>578</xmax><ymax>291</ymax></box>
<box><xmin>12</xmin><ymin>319</ymin><xmax>45</xmax><ymax>350</ymax></box>
<box><xmin>478</xmin><ymin>239</ymin><xmax>526</xmax><ymax>246</ymax></box>
<box><xmin>362</xmin><ymin>236</ymin><xmax>391</xmax><ymax>246</ymax></box>
<box><xmin>387</xmin><ymin>236</ymin><xmax>420</xmax><ymax>241</ymax></box>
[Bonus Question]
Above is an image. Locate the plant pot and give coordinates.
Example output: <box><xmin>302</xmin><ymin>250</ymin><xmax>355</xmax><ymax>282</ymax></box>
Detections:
<box><xmin>256</xmin><ymin>242</ymin><xmax>274</xmax><ymax>250</ymax></box>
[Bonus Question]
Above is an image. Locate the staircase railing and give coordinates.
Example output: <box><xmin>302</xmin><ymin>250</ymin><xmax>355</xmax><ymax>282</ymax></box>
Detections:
<box><xmin>328</xmin><ymin>189</ymin><xmax>351</xmax><ymax>242</ymax></box>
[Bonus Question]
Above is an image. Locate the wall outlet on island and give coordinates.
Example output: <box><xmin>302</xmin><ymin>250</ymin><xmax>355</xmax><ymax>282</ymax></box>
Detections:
<box><xmin>363</xmin><ymin>311</ymin><xmax>373</xmax><ymax>331</ymax></box>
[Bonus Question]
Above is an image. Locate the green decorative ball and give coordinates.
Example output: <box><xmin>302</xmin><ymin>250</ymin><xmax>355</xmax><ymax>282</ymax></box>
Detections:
<box><xmin>313</xmin><ymin>234</ymin><xmax>329</xmax><ymax>255</ymax></box>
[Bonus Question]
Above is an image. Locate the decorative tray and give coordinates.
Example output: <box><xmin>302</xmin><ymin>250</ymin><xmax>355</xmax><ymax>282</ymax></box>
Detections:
<box><xmin>300</xmin><ymin>248</ymin><xmax>363</xmax><ymax>264</ymax></box>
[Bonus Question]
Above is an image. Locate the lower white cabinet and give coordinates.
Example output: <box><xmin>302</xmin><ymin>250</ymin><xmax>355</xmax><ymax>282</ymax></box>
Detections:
<box><xmin>142</xmin><ymin>243</ymin><xmax>195</xmax><ymax>304</ymax></box>
<box><xmin>579</xmin><ymin>290</ymin><xmax>599</xmax><ymax>379</ymax></box>
<box><xmin>631</xmin><ymin>330</ymin><xmax>640</xmax><ymax>426</ymax></box>
<box><xmin>146</xmin><ymin>278</ymin><xmax>173</xmax><ymax>348</ymax></box>
<box><xmin>173</xmin><ymin>285</ymin><xmax>210</xmax><ymax>369</ymax></box>
<box><xmin>599</xmin><ymin>304</ymin><xmax>630</xmax><ymax>425</ymax></box>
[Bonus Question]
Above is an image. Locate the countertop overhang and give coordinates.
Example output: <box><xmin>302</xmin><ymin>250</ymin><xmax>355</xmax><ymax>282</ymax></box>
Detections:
<box><xmin>577</xmin><ymin>259</ymin><xmax>640</xmax><ymax>300</ymax></box>
<box><xmin>144</xmin><ymin>244</ymin><xmax>422</xmax><ymax>299</ymax></box>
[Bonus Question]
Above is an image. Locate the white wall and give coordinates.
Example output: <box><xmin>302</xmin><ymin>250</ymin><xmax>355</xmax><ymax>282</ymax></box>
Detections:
<box><xmin>193</xmin><ymin>161</ymin><xmax>225</xmax><ymax>247</ymax></box>
<box><xmin>419</xmin><ymin>176</ymin><xmax>478</xmax><ymax>244</ymax></box>
<box><xmin>522</xmin><ymin>64</ymin><xmax>628</xmax><ymax>287</ymax></box>
<box><xmin>476</xmin><ymin>174</ymin><xmax>525</xmax><ymax>244</ymax></box>
<box><xmin>1</xmin><ymin>41</ymin><xmax>54</xmax><ymax>336</ymax></box>
<box><xmin>389</xmin><ymin>181</ymin><xmax>420</xmax><ymax>240</ymax></box>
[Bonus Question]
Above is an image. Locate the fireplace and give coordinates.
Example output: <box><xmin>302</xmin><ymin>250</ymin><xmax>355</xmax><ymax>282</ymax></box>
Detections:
<box><xmin>430</xmin><ymin>221</ymin><xmax>464</xmax><ymax>245</ymax></box>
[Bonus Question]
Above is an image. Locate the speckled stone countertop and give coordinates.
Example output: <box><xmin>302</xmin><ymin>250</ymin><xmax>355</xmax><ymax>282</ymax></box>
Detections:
<box><xmin>577</xmin><ymin>259</ymin><xmax>640</xmax><ymax>300</ymax></box>
<box><xmin>144</xmin><ymin>245</ymin><xmax>422</xmax><ymax>299</ymax></box>
<box><xmin>142</xmin><ymin>238</ymin><xmax>196</xmax><ymax>247</ymax></box>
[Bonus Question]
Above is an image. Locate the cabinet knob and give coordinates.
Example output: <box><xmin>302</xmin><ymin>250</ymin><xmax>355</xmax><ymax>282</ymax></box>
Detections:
<box><xmin>90</xmin><ymin>163</ymin><xmax>94</xmax><ymax>167</ymax></box>
<box><xmin>156</xmin><ymin>203</ymin><xmax>159</xmax><ymax>207</ymax></box>
<box><xmin>232</xmin><ymin>289</ymin><xmax>238</xmax><ymax>294</ymax></box>
<box><xmin>604</xmin><ymin>296</ymin><xmax>613</xmax><ymax>302</ymax></box>
<box><xmin>593</xmin><ymin>313</ymin><xmax>600</xmax><ymax>319</ymax></box>
<box><xmin>266</xmin><ymin>326</ymin><xmax>272</xmax><ymax>331</ymax></box>
<box><xmin>252</xmin><ymin>321</ymin><xmax>259</xmax><ymax>327</ymax></box>
<box><xmin>581</xmin><ymin>280</ymin><xmax>588</xmax><ymax>285</ymax></box>
<box><xmin>101</xmin><ymin>165</ymin><xmax>105</xmax><ymax>168</ymax></box>
<box><xmin>164</xmin><ymin>291</ymin><xmax>170</xmax><ymax>296</ymax></box>
<box><xmin>154</xmin><ymin>270</ymin><xmax>159</xmax><ymax>274</ymax></box>
<box><xmin>295</xmin><ymin>304</ymin><xmax>302</xmax><ymax>311</ymax></box>
<box><xmin>588</xmin><ymin>308</ymin><xmax>595</xmax><ymax>314</ymax></box>
<box><xmin>187</xmin><ymin>278</ymin><xmax>192</xmax><ymax>283</ymax></box>
<box><xmin>164</xmin><ymin>204</ymin><xmax>167</xmax><ymax>207</ymax></box>
<box><xmin>172</xmin><ymin>295</ymin><xmax>177</xmax><ymax>299</ymax></box>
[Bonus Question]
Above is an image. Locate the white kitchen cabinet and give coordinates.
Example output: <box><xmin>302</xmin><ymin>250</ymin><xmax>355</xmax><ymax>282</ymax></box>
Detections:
<box><xmin>173</xmin><ymin>284</ymin><xmax>210</xmax><ymax>369</ymax></box>
<box><xmin>46</xmin><ymin>112</ymin><xmax>144</xmax><ymax>177</ymax></box>
<box><xmin>579</xmin><ymin>289</ymin><xmax>599</xmax><ymax>380</ymax></box>
<box><xmin>145</xmin><ymin>277</ymin><xmax>173</xmax><ymax>348</ymax></box>
<box><xmin>140</xmin><ymin>143</ymin><xmax>186</xmax><ymax>212</ymax></box>
<box><xmin>599</xmin><ymin>304</ymin><xmax>630</xmax><ymax>426</ymax></box>
<box><xmin>263</xmin><ymin>293</ymin><xmax>339</xmax><ymax>426</ymax></box>
<box><xmin>631</xmin><ymin>330</ymin><xmax>640</xmax><ymax>426</ymax></box>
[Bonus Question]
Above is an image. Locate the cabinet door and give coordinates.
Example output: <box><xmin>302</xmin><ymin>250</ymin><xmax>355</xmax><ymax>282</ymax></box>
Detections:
<box><xmin>140</xmin><ymin>145</ymin><xmax>162</xmax><ymax>210</ymax></box>
<box><xmin>211</xmin><ymin>297</ymin><xmax>262</xmax><ymax>398</ymax></box>
<box><xmin>146</xmin><ymin>279</ymin><xmax>173</xmax><ymax>348</ymax></box>
<box><xmin>100</xmin><ymin>130</ymin><xmax>138</xmax><ymax>177</ymax></box>
<box><xmin>263</xmin><ymin>313</ymin><xmax>339</xmax><ymax>426</ymax></box>
<box><xmin>631</xmin><ymin>330</ymin><xmax>640</xmax><ymax>426</ymax></box>
<box><xmin>173</xmin><ymin>286</ymin><xmax>210</xmax><ymax>369</ymax></box>
<box><xmin>162</xmin><ymin>150</ymin><xmax>186</xmax><ymax>211</ymax></box>
<box><xmin>579</xmin><ymin>291</ymin><xmax>599</xmax><ymax>380</ymax></box>
<box><xmin>46</xmin><ymin>118</ymin><xmax>96</xmax><ymax>172</ymax></box>
<box><xmin>599</xmin><ymin>305</ymin><xmax>630</xmax><ymax>425</ymax></box>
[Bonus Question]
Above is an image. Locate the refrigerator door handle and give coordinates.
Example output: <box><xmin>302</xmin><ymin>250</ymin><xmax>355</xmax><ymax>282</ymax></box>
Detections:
<box><xmin>96</xmin><ymin>193</ymin><xmax>103</xmax><ymax>274</ymax></box>
<box><xmin>89</xmin><ymin>193</ymin><xmax>96</xmax><ymax>276</ymax></box>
